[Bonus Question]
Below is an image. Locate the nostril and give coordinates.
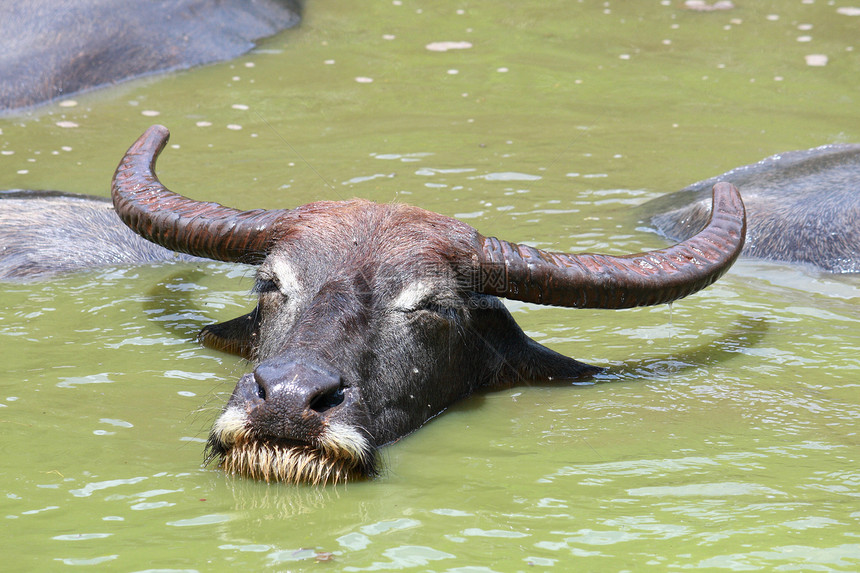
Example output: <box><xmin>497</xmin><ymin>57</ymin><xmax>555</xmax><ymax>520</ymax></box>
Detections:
<box><xmin>239</xmin><ymin>372</ymin><xmax>268</xmax><ymax>402</ymax></box>
<box><xmin>309</xmin><ymin>386</ymin><xmax>345</xmax><ymax>413</ymax></box>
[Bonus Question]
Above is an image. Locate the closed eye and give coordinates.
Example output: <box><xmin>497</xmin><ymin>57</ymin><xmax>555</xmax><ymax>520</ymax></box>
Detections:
<box><xmin>390</xmin><ymin>282</ymin><xmax>461</xmax><ymax>318</ymax></box>
<box><xmin>414</xmin><ymin>299</ymin><xmax>459</xmax><ymax>320</ymax></box>
<box><xmin>253</xmin><ymin>278</ymin><xmax>280</xmax><ymax>295</ymax></box>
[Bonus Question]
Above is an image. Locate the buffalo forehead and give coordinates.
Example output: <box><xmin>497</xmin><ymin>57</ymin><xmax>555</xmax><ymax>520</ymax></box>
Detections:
<box><xmin>267</xmin><ymin>202</ymin><xmax>477</xmax><ymax>287</ymax></box>
<box><xmin>276</xmin><ymin>201</ymin><xmax>476</xmax><ymax>251</ymax></box>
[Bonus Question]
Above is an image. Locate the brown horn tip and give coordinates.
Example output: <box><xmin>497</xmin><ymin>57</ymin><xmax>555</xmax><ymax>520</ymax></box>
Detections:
<box><xmin>478</xmin><ymin>182</ymin><xmax>746</xmax><ymax>309</ymax></box>
<box><xmin>111</xmin><ymin>125</ymin><xmax>288</xmax><ymax>263</ymax></box>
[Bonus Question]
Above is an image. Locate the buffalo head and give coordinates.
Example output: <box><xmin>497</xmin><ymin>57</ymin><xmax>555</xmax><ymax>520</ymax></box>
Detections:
<box><xmin>111</xmin><ymin>125</ymin><xmax>746</xmax><ymax>485</ymax></box>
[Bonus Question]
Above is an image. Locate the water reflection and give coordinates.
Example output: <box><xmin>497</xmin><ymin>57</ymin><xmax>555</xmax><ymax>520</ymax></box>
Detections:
<box><xmin>598</xmin><ymin>314</ymin><xmax>770</xmax><ymax>380</ymax></box>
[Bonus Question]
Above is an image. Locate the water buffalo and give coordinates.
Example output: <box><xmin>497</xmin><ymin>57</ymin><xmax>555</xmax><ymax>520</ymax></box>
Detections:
<box><xmin>108</xmin><ymin>125</ymin><xmax>746</xmax><ymax>484</ymax></box>
<box><xmin>645</xmin><ymin>144</ymin><xmax>860</xmax><ymax>273</ymax></box>
<box><xmin>0</xmin><ymin>190</ymin><xmax>202</xmax><ymax>280</ymax></box>
<box><xmin>0</xmin><ymin>0</ymin><xmax>301</xmax><ymax>113</ymax></box>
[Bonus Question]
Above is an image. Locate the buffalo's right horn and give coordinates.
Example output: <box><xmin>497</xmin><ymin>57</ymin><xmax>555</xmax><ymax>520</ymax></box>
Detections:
<box><xmin>478</xmin><ymin>182</ymin><xmax>746</xmax><ymax>309</ymax></box>
<box><xmin>111</xmin><ymin>124</ymin><xmax>288</xmax><ymax>263</ymax></box>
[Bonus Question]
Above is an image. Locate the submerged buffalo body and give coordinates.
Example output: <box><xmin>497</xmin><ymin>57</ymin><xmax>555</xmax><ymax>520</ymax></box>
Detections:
<box><xmin>105</xmin><ymin>125</ymin><xmax>746</xmax><ymax>484</ymax></box>
<box><xmin>0</xmin><ymin>0</ymin><xmax>301</xmax><ymax>113</ymax></box>
<box><xmin>0</xmin><ymin>190</ymin><xmax>201</xmax><ymax>280</ymax></box>
<box><xmin>645</xmin><ymin>144</ymin><xmax>860</xmax><ymax>273</ymax></box>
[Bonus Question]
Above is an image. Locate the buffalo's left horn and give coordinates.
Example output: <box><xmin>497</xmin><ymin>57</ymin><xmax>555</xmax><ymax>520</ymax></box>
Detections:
<box><xmin>111</xmin><ymin>125</ymin><xmax>287</xmax><ymax>263</ymax></box>
<box><xmin>478</xmin><ymin>182</ymin><xmax>746</xmax><ymax>309</ymax></box>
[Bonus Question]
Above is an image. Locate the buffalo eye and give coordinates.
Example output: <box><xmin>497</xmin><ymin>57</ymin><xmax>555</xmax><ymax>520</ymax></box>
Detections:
<box><xmin>253</xmin><ymin>278</ymin><xmax>280</xmax><ymax>295</ymax></box>
<box><xmin>406</xmin><ymin>295</ymin><xmax>463</xmax><ymax>322</ymax></box>
<box><xmin>391</xmin><ymin>283</ymin><xmax>461</xmax><ymax>320</ymax></box>
<box><xmin>419</xmin><ymin>300</ymin><xmax>457</xmax><ymax>320</ymax></box>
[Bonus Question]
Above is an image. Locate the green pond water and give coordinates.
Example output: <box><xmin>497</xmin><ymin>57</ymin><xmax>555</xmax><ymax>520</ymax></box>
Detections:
<box><xmin>2</xmin><ymin>0</ymin><xmax>859</xmax><ymax>571</ymax></box>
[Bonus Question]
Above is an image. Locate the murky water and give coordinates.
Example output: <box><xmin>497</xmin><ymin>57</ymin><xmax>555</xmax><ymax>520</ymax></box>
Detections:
<box><xmin>2</xmin><ymin>1</ymin><xmax>859</xmax><ymax>570</ymax></box>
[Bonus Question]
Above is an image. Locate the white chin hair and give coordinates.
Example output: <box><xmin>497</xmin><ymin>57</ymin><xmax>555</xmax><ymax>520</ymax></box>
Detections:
<box><xmin>214</xmin><ymin>417</ymin><xmax>373</xmax><ymax>485</ymax></box>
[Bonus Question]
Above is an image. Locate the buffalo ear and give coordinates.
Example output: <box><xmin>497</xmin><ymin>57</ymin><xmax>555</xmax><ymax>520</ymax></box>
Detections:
<box><xmin>469</xmin><ymin>296</ymin><xmax>602</xmax><ymax>388</ymax></box>
<box><xmin>198</xmin><ymin>308</ymin><xmax>260</xmax><ymax>359</ymax></box>
<box><xmin>510</xmin><ymin>339</ymin><xmax>603</xmax><ymax>385</ymax></box>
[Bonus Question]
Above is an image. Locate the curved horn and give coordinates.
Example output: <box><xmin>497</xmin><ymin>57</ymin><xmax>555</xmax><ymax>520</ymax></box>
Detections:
<box><xmin>478</xmin><ymin>182</ymin><xmax>746</xmax><ymax>309</ymax></box>
<box><xmin>111</xmin><ymin>124</ymin><xmax>287</xmax><ymax>263</ymax></box>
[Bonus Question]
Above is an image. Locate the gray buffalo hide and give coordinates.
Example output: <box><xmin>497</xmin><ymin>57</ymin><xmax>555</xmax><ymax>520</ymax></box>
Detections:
<box><xmin>0</xmin><ymin>0</ymin><xmax>301</xmax><ymax>113</ymax></box>
<box><xmin>645</xmin><ymin>144</ymin><xmax>860</xmax><ymax>273</ymax></box>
